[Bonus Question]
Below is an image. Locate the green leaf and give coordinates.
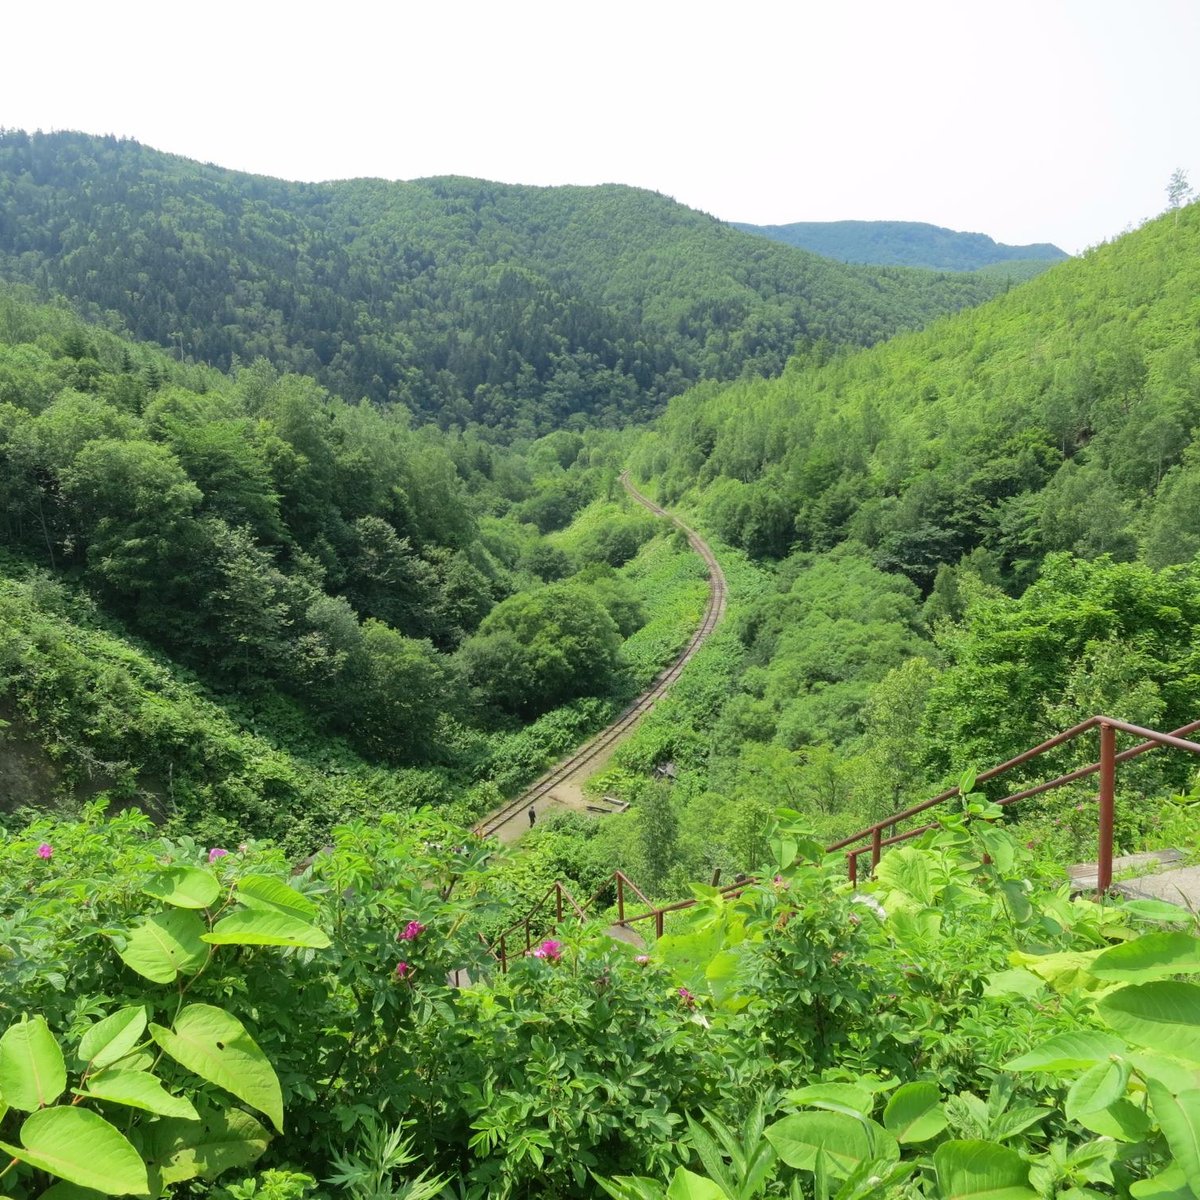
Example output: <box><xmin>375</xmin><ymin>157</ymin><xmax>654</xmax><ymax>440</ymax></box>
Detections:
<box><xmin>1127</xmin><ymin>1051</ymin><xmax>1200</xmax><ymax>1095</ymax></box>
<box><xmin>933</xmin><ymin>1140</ymin><xmax>1036</xmax><ymax>1200</ymax></box>
<box><xmin>202</xmin><ymin>908</ymin><xmax>330</xmax><ymax>949</ymax></box>
<box><xmin>983</xmin><ymin>969</ymin><xmax>1046</xmax><ymax>999</ymax></box>
<box><xmin>1120</xmin><ymin>899</ymin><xmax>1192</xmax><ymax>923</ymax></box>
<box><xmin>1065</xmin><ymin>1060</ymin><xmax>1128</xmax><ymax>1120</ymax></box>
<box><xmin>235</xmin><ymin>874</ymin><xmax>318</xmax><ymax>920</ymax></box>
<box><xmin>141</xmin><ymin>866</ymin><xmax>221</xmax><ymax>910</ymax></box>
<box><xmin>1129</xmin><ymin>1165</ymin><xmax>1195</xmax><ymax>1199</ymax></box>
<box><xmin>977</xmin><ymin>826</ymin><xmax>1015</xmax><ymax>875</ymax></box>
<box><xmin>1092</xmin><ymin>933</ymin><xmax>1200</xmax><ymax>981</ymax></box>
<box><xmin>38</xmin><ymin>1182</ymin><xmax>108</xmax><ymax>1199</ymax></box>
<box><xmin>1003</xmin><ymin>1032</ymin><xmax>1127</xmax><ymax>1072</ymax></box>
<box><xmin>149</xmin><ymin>1004</ymin><xmax>283</xmax><ymax>1132</ymax></box>
<box><xmin>1146</xmin><ymin>1081</ymin><xmax>1200</xmax><ymax>1192</ymax></box>
<box><xmin>0</xmin><ymin>1106</ymin><xmax>148</xmax><ymax>1195</ymax></box>
<box><xmin>787</xmin><ymin>1083</ymin><xmax>874</xmax><ymax>1117</ymax></box>
<box><xmin>665</xmin><ymin>1168</ymin><xmax>726</xmax><ymax>1200</ymax></box>
<box><xmin>77</xmin><ymin>1069</ymin><xmax>199</xmax><ymax>1120</ymax></box>
<box><xmin>0</xmin><ymin>1016</ymin><xmax>66</xmax><ymax>1111</ymax></box>
<box><xmin>144</xmin><ymin>1108</ymin><xmax>270</xmax><ymax>1186</ymax></box>
<box><xmin>884</xmin><ymin>1081</ymin><xmax>947</xmax><ymax>1143</ymax></box>
<box><xmin>1098</xmin><ymin>982</ymin><xmax>1200</xmax><ymax>1063</ymax></box>
<box><xmin>765</xmin><ymin>1112</ymin><xmax>898</xmax><ymax>1177</ymax></box>
<box><xmin>116</xmin><ymin>909</ymin><xmax>209</xmax><ymax>984</ymax></box>
<box><xmin>77</xmin><ymin>1007</ymin><xmax>148</xmax><ymax>1071</ymax></box>
<box><xmin>1074</xmin><ymin>1098</ymin><xmax>1153</xmax><ymax>1142</ymax></box>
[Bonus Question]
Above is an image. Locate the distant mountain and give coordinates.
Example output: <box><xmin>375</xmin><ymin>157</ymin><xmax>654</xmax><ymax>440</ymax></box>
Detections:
<box><xmin>731</xmin><ymin>219</ymin><xmax>1069</xmax><ymax>273</ymax></box>
<box><xmin>0</xmin><ymin>131</ymin><xmax>1007</xmax><ymax>433</ymax></box>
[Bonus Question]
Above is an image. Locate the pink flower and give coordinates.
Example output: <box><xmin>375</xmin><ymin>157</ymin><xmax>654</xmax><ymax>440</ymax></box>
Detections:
<box><xmin>635</xmin><ymin>954</ymin><xmax>651</xmax><ymax>964</ymax></box>
<box><xmin>208</xmin><ymin>847</ymin><xmax>229</xmax><ymax>863</ymax></box>
<box><xmin>678</xmin><ymin>987</ymin><xmax>695</xmax><ymax>1008</ymax></box>
<box><xmin>395</xmin><ymin>961</ymin><xmax>411</xmax><ymax>980</ymax></box>
<box><xmin>398</xmin><ymin>920</ymin><xmax>425</xmax><ymax>942</ymax></box>
<box><xmin>531</xmin><ymin>939</ymin><xmax>562</xmax><ymax>961</ymax></box>
<box><xmin>773</xmin><ymin>874</ymin><xmax>785</xmax><ymax>886</ymax></box>
<box><xmin>36</xmin><ymin>843</ymin><xmax>53</xmax><ymax>860</ymax></box>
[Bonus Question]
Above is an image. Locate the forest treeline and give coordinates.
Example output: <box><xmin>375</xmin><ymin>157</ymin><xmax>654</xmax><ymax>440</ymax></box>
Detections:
<box><xmin>0</xmin><ymin>130</ymin><xmax>1005</xmax><ymax>434</ymax></box>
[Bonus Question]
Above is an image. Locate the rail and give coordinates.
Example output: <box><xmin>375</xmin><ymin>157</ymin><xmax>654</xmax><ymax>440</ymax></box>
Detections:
<box><xmin>830</xmin><ymin>716</ymin><xmax>1200</xmax><ymax>892</ymax></box>
<box><xmin>485</xmin><ymin>716</ymin><xmax>1200</xmax><ymax>970</ymax></box>
<box><xmin>473</xmin><ymin>471</ymin><xmax>727</xmax><ymax>840</ymax></box>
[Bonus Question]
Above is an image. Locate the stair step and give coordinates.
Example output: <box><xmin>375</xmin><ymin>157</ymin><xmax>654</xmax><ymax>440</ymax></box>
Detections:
<box><xmin>1068</xmin><ymin>848</ymin><xmax>1184</xmax><ymax>892</ymax></box>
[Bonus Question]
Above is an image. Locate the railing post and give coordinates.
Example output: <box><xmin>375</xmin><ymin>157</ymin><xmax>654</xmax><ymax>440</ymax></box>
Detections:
<box><xmin>871</xmin><ymin>827</ymin><xmax>882</xmax><ymax>871</ymax></box>
<box><xmin>555</xmin><ymin>884</ymin><xmax>563</xmax><ymax>924</ymax></box>
<box><xmin>500</xmin><ymin>936</ymin><xmax>508</xmax><ymax>974</ymax></box>
<box><xmin>617</xmin><ymin>874</ymin><xmax>625</xmax><ymax>922</ymax></box>
<box><xmin>1098</xmin><ymin>722</ymin><xmax>1116</xmax><ymax>896</ymax></box>
<box><xmin>655</xmin><ymin>910</ymin><xmax>664</xmax><ymax>938</ymax></box>
<box><xmin>848</xmin><ymin>852</ymin><xmax>857</xmax><ymax>885</ymax></box>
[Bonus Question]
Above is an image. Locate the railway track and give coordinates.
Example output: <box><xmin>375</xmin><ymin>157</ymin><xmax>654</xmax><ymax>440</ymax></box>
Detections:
<box><xmin>472</xmin><ymin>472</ymin><xmax>728</xmax><ymax>840</ymax></box>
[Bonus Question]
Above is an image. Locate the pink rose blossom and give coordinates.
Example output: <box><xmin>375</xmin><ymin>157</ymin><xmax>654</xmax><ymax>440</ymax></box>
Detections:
<box><xmin>531</xmin><ymin>939</ymin><xmax>562</xmax><ymax>961</ymax></box>
<box><xmin>635</xmin><ymin>955</ymin><xmax>651</xmax><ymax>964</ymax></box>
<box><xmin>208</xmin><ymin>847</ymin><xmax>229</xmax><ymax>863</ymax></box>
<box><xmin>398</xmin><ymin>920</ymin><xmax>426</xmax><ymax>942</ymax></box>
<box><xmin>36</xmin><ymin>843</ymin><xmax>53</xmax><ymax>860</ymax></box>
<box><xmin>395</xmin><ymin>961</ymin><xmax>411</xmax><ymax>980</ymax></box>
<box><xmin>678</xmin><ymin>987</ymin><xmax>695</xmax><ymax>1008</ymax></box>
<box><xmin>773</xmin><ymin>874</ymin><xmax>785</xmax><ymax>886</ymax></box>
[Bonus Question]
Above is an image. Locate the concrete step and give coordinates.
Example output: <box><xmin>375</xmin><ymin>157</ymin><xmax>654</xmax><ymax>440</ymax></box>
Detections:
<box><xmin>1067</xmin><ymin>848</ymin><xmax>1200</xmax><ymax>911</ymax></box>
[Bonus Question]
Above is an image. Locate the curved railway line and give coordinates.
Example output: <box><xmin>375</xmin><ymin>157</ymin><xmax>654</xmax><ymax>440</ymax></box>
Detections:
<box><xmin>472</xmin><ymin>472</ymin><xmax>727</xmax><ymax>841</ymax></box>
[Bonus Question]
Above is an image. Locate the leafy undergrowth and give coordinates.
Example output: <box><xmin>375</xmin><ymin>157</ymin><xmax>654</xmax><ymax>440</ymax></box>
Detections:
<box><xmin>4</xmin><ymin>801</ymin><xmax>1198</xmax><ymax>1198</ymax></box>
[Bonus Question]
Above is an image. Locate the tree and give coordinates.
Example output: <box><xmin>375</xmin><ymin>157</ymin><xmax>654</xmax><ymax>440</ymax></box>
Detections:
<box><xmin>1167</xmin><ymin>167</ymin><xmax>1193</xmax><ymax>224</ymax></box>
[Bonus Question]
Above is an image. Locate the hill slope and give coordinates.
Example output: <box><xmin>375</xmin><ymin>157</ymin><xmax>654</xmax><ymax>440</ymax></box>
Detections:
<box><xmin>732</xmin><ymin>218</ymin><xmax>1068</xmax><ymax>272</ymax></box>
<box><xmin>0</xmin><ymin>130</ymin><xmax>1006</xmax><ymax>433</ymax></box>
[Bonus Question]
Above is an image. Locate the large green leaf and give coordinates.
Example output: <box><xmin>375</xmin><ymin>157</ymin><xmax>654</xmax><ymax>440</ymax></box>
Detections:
<box><xmin>144</xmin><ymin>1109</ymin><xmax>270</xmax><ymax>1187</ymax></box>
<box><xmin>141</xmin><ymin>866</ymin><xmax>221</xmax><ymax>910</ymax></box>
<box><xmin>1074</xmin><ymin>1098</ymin><xmax>1153</xmax><ymax>1142</ymax></box>
<box><xmin>765</xmin><ymin>1112</ymin><xmax>898</xmax><ymax>1177</ymax></box>
<box><xmin>884</xmin><ymin>1081</ymin><xmax>947</xmax><ymax>1143</ymax></box>
<box><xmin>77</xmin><ymin>1069</ymin><xmax>199</xmax><ymax>1120</ymax></box>
<box><xmin>116</xmin><ymin>910</ymin><xmax>208</xmax><ymax>984</ymax></box>
<box><xmin>1146</xmin><ymin>1081</ymin><xmax>1200</xmax><ymax>1194</ymax></box>
<box><xmin>1129</xmin><ymin>1165</ymin><xmax>1195</xmax><ymax>1199</ymax></box>
<box><xmin>0</xmin><ymin>1106</ymin><xmax>148</xmax><ymax>1195</ymax></box>
<box><xmin>1092</xmin><ymin>934</ymin><xmax>1200</xmax><ymax>981</ymax></box>
<box><xmin>1004</xmin><ymin>1032</ymin><xmax>1127</xmax><ymax>1072</ymax></box>
<box><xmin>874</xmin><ymin>846</ymin><xmax>934</xmax><ymax>905</ymax></box>
<box><xmin>1098</xmin><ymin>982</ymin><xmax>1200</xmax><ymax>1063</ymax></box>
<box><xmin>149</xmin><ymin>1004</ymin><xmax>283</xmax><ymax>1132</ymax></box>
<box><xmin>933</xmin><ymin>1140</ymin><xmax>1036</xmax><ymax>1200</ymax></box>
<box><xmin>235</xmin><ymin>874</ymin><xmax>318</xmax><ymax>920</ymax></box>
<box><xmin>1065</xmin><ymin>1060</ymin><xmax>1128</xmax><ymax>1121</ymax></box>
<box><xmin>38</xmin><ymin>1182</ymin><xmax>108</xmax><ymax>1199</ymax></box>
<box><xmin>0</xmin><ymin>1016</ymin><xmax>66</xmax><ymax>1111</ymax></box>
<box><xmin>787</xmin><ymin>1083</ymin><xmax>875</xmax><ymax>1117</ymax></box>
<box><xmin>77</xmin><ymin>1007</ymin><xmax>147</xmax><ymax>1071</ymax></box>
<box><xmin>665</xmin><ymin>1169</ymin><xmax>725</xmax><ymax>1200</ymax></box>
<box><xmin>1120</xmin><ymin>899</ymin><xmax>1193</xmax><ymax>923</ymax></box>
<box><xmin>201</xmin><ymin>908</ymin><xmax>330</xmax><ymax>949</ymax></box>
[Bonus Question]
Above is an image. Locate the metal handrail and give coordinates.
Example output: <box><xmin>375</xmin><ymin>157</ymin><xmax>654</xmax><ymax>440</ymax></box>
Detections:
<box><xmin>485</xmin><ymin>716</ymin><xmax>1200</xmax><ymax>970</ymax></box>
<box><xmin>831</xmin><ymin>716</ymin><xmax>1200</xmax><ymax>890</ymax></box>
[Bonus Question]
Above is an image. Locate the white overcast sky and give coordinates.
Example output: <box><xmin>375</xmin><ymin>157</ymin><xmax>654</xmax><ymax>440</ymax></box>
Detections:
<box><xmin>3</xmin><ymin>0</ymin><xmax>1197</xmax><ymax>255</ymax></box>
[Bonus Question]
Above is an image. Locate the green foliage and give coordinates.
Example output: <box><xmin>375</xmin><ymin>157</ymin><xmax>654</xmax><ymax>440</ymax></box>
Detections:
<box><xmin>0</xmin><ymin>131</ymin><xmax>1004</xmax><ymax>435</ymax></box>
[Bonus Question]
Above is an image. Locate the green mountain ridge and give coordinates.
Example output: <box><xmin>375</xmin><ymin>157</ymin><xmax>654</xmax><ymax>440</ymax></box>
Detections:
<box><xmin>0</xmin><ymin>130</ymin><xmax>1006</xmax><ymax>433</ymax></box>
<box><xmin>732</xmin><ymin>217</ymin><xmax>1069</xmax><ymax>272</ymax></box>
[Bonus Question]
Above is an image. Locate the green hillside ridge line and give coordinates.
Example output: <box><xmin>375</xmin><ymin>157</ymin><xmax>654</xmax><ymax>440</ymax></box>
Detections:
<box><xmin>732</xmin><ymin>217</ymin><xmax>1069</xmax><ymax>271</ymax></box>
<box><xmin>0</xmin><ymin>129</ymin><xmax>1006</xmax><ymax>434</ymax></box>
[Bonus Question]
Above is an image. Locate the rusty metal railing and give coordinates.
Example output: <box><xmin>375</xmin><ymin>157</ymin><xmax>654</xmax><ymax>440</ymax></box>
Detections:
<box><xmin>486</xmin><ymin>717</ymin><xmax>1200</xmax><ymax>970</ymax></box>
<box><xmin>829</xmin><ymin>716</ymin><xmax>1200</xmax><ymax>892</ymax></box>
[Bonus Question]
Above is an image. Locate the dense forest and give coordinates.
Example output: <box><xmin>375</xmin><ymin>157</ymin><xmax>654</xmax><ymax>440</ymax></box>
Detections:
<box><xmin>0</xmin><ymin>131</ymin><xmax>1007</xmax><ymax>433</ymax></box>
<box><xmin>3</xmin><ymin>129</ymin><xmax>1200</xmax><ymax>1198</ymax></box>
<box><xmin>732</xmin><ymin>219</ymin><xmax>1068</xmax><ymax>273</ymax></box>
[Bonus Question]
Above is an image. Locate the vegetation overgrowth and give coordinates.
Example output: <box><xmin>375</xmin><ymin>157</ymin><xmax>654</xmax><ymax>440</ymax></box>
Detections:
<box><xmin>4</xmin><ymin>802</ymin><xmax>1200</xmax><ymax>1197</ymax></box>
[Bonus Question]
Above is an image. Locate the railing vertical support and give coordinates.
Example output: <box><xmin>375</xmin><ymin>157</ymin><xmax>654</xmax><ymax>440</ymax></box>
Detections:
<box><xmin>1098</xmin><ymin>722</ymin><xmax>1116</xmax><ymax>896</ymax></box>
<box><xmin>500</xmin><ymin>936</ymin><xmax>508</xmax><ymax>974</ymax></box>
<box><xmin>848</xmin><ymin>852</ymin><xmax>858</xmax><ymax>885</ymax></box>
<box><xmin>871</xmin><ymin>827</ymin><xmax>882</xmax><ymax>872</ymax></box>
<box><xmin>555</xmin><ymin>884</ymin><xmax>563</xmax><ymax>924</ymax></box>
<box><xmin>655</xmin><ymin>911</ymin><xmax>664</xmax><ymax>938</ymax></box>
<box><xmin>617</xmin><ymin>875</ymin><xmax>626</xmax><ymax>923</ymax></box>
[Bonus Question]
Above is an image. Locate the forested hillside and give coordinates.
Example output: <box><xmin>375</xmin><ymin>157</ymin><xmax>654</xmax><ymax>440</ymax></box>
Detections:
<box><xmin>0</xmin><ymin>130</ymin><xmax>1006</xmax><ymax>433</ymax></box>
<box><xmin>733</xmin><ymin>218</ymin><xmax>1068</xmax><ymax>272</ymax></box>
